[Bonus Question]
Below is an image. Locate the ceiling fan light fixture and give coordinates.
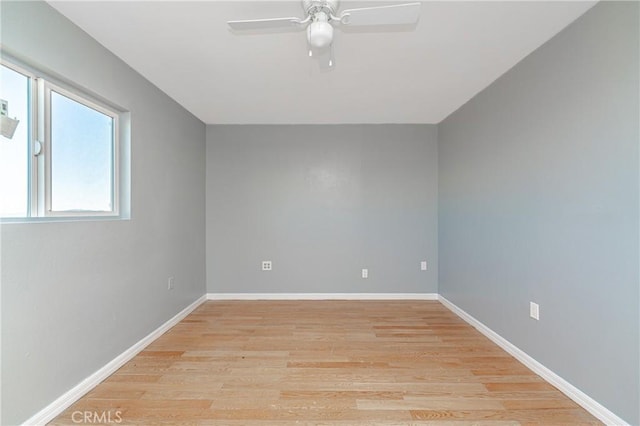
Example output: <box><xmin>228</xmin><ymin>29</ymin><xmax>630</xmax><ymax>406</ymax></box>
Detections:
<box><xmin>228</xmin><ymin>1</ymin><xmax>422</xmax><ymax>66</ymax></box>
<box><xmin>307</xmin><ymin>13</ymin><xmax>333</xmax><ymax>49</ymax></box>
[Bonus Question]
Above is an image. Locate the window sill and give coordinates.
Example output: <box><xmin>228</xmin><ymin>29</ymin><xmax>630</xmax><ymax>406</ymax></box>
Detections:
<box><xmin>0</xmin><ymin>215</ymin><xmax>129</xmax><ymax>224</ymax></box>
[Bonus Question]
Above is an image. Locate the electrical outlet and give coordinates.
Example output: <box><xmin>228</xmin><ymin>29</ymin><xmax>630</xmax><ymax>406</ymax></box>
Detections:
<box><xmin>362</xmin><ymin>268</ymin><xmax>368</xmax><ymax>279</ymax></box>
<box><xmin>530</xmin><ymin>302</ymin><xmax>539</xmax><ymax>320</ymax></box>
<box><xmin>168</xmin><ymin>276</ymin><xmax>174</xmax><ymax>290</ymax></box>
<box><xmin>420</xmin><ymin>261</ymin><xmax>427</xmax><ymax>271</ymax></box>
<box><xmin>262</xmin><ymin>261</ymin><xmax>272</xmax><ymax>271</ymax></box>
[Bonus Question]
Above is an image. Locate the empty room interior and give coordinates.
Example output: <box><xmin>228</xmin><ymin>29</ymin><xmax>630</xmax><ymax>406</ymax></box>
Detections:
<box><xmin>1</xmin><ymin>0</ymin><xmax>638</xmax><ymax>425</ymax></box>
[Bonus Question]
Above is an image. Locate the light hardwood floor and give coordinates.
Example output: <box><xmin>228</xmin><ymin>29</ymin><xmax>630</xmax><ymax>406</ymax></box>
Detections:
<box><xmin>50</xmin><ymin>300</ymin><xmax>601</xmax><ymax>425</ymax></box>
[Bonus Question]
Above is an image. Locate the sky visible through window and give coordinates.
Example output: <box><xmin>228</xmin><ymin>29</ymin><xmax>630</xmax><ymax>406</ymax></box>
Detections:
<box><xmin>0</xmin><ymin>64</ymin><xmax>29</xmax><ymax>217</ymax></box>
<box><xmin>51</xmin><ymin>91</ymin><xmax>113</xmax><ymax>212</ymax></box>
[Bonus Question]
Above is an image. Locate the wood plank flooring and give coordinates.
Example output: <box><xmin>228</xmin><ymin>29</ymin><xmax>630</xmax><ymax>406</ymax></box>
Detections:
<box><xmin>50</xmin><ymin>300</ymin><xmax>601</xmax><ymax>425</ymax></box>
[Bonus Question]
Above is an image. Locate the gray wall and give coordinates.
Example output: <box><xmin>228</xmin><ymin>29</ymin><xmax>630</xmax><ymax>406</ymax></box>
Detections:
<box><xmin>207</xmin><ymin>125</ymin><xmax>438</xmax><ymax>294</ymax></box>
<box><xmin>1</xmin><ymin>2</ymin><xmax>206</xmax><ymax>424</ymax></box>
<box><xmin>438</xmin><ymin>2</ymin><xmax>639</xmax><ymax>424</ymax></box>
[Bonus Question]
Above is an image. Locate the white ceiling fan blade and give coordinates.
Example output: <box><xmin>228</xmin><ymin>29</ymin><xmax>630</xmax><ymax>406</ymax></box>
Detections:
<box><xmin>228</xmin><ymin>17</ymin><xmax>305</xmax><ymax>30</ymax></box>
<box><xmin>339</xmin><ymin>3</ymin><xmax>421</xmax><ymax>26</ymax></box>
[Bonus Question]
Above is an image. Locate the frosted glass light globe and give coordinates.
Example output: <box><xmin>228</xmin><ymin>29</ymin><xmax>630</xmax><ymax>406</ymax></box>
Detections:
<box><xmin>307</xmin><ymin>20</ymin><xmax>333</xmax><ymax>49</ymax></box>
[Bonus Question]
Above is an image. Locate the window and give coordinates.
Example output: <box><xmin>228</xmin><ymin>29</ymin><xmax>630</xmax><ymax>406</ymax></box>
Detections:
<box><xmin>0</xmin><ymin>63</ymin><xmax>30</xmax><ymax>217</ymax></box>
<box><xmin>47</xmin><ymin>84</ymin><xmax>118</xmax><ymax>214</ymax></box>
<box><xmin>1</xmin><ymin>60</ymin><xmax>122</xmax><ymax>219</ymax></box>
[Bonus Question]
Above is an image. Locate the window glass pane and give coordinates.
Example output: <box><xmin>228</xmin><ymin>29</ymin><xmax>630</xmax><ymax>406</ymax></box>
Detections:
<box><xmin>0</xmin><ymin>65</ymin><xmax>30</xmax><ymax>217</ymax></box>
<box><xmin>51</xmin><ymin>91</ymin><xmax>113</xmax><ymax>212</ymax></box>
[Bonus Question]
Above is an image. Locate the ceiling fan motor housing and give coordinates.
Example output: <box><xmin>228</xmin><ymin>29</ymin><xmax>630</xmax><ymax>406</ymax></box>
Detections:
<box><xmin>302</xmin><ymin>0</ymin><xmax>339</xmax><ymax>16</ymax></box>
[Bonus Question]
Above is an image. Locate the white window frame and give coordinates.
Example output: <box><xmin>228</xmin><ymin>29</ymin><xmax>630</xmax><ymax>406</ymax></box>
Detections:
<box><xmin>41</xmin><ymin>81</ymin><xmax>120</xmax><ymax>217</ymax></box>
<box><xmin>1</xmin><ymin>57</ymin><xmax>122</xmax><ymax>219</ymax></box>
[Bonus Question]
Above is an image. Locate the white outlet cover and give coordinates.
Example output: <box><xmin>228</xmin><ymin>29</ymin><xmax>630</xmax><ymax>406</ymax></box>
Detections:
<box><xmin>362</xmin><ymin>269</ymin><xmax>368</xmax><ymax>279</ymax></box>
<box><xmin>530</xmin><ymin>302</ymin><xmax>540</xmax><ymax>320</ymax></box>
<box><xmin>420</xmin><ymin>261</ymin><xmax>427</xmax><ymax>271</ymax></box>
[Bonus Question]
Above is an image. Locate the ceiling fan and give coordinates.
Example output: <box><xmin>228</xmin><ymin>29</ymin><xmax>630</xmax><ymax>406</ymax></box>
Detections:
<box><xmin>228</xmin><ymin>0</ymin><xmax>421</xmax><ymax>68</ymax></box>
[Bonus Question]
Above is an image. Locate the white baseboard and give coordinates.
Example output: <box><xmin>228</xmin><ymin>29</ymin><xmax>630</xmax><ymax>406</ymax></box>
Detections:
<box><xmin>438</xmin><ymin>295</ymin><xmax>628</xmax><ymax>426</ymax></box>
<box><xmin>22</xmin><ymin>295</ymin><xmax>207</xmax><ymax>426</ymax></box>
<box><xmin>206</xmin><ymin>292</ymin><xmax>439</xmax><ymax>300</ymax></box>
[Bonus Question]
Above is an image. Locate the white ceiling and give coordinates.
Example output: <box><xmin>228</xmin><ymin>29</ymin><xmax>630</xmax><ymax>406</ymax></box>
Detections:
<box><xmin>48</xmin><ymin>1</ymin><xmax>595</xmax><ymax>124</ymax></box>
